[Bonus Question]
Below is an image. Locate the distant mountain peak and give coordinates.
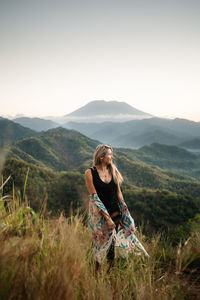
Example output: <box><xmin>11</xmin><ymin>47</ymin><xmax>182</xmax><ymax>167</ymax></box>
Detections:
<box><xmin>63</xmin><ymin>100</ymin><xmax>152</xmax><ymax>123</ymax></box>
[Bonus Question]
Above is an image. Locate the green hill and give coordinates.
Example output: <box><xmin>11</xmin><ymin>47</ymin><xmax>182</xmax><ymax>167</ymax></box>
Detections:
<box><xmin>117</xmin><ymin>143</ymin><xmax>200</xmax><ymax>181</ymax></box>
<box><xmin>8</xmin><ymin>127</ymin><xmax>99</xmax><ymax>171</ymax></box>
<box><xmin>115</xmin><ymin>152</ymin><xmax>200</xmax><ymax>198</ymax></box>
<box><xmin>0</xmin><ymin>117</ymin><xmax>37</xmax><ymax>147</ymax></box>
<box><xmin>139</xmin><ymin>143</ymin><xmax>196</xmax><ymax>160</ymax></box>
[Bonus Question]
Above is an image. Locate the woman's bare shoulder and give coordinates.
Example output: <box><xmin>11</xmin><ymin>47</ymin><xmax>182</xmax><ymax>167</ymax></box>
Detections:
<box><xmin>85</xmin><ymin>168</ymin><xmax>93</xmax><ymax>176</ymax></box>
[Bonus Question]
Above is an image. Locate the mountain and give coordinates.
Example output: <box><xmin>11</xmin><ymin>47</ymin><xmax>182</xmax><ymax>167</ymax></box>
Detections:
<box><xmin>62</xmin><ymin>100</ymin><xmax>152</xmax><ymax>123</ymax></box>
<box><xmin>0</xmin><ymin>117</ymin><xmax>37</xmax><ymax>148</ymax></box>
<box><xmin>63</xmin><ymin>117</ymin><xmax>200</xmax><ymax>149</ymax></box>
<box><xmin>13</xmin><ymin>117</ymin><xmax>59</xmax><ymax>132</ymax></box>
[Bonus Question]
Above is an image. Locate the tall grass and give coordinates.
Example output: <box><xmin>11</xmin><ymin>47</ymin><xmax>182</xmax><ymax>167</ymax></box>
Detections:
<box><xmin>0</xmin><ymin>179</ymin><xmax>199</xmax><ymax>299</ymax></box>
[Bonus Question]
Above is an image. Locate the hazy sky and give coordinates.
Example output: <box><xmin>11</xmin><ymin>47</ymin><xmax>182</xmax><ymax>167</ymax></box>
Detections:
<box><xmin>0</xmin><ymin>0</ymin><xmax>200</xmax><ymax>121</ymax></box>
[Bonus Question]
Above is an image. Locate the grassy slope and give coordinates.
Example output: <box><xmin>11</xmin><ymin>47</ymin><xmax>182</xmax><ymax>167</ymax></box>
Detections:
<box><xmin>0</xmin><ymin>194</ymin><xmax>199</xmax><ymax>300</ymax></box>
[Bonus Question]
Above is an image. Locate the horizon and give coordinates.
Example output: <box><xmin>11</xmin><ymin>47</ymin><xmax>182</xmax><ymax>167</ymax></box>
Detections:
<box><xmin>0</xmin><ymin>0</ymin><xmax>200</xmax><ymax>122</ymax></box>
<box><xmin>1</xmin><ymin>99</ymin><xmax>199</xmax><ymax>123</ymax></box>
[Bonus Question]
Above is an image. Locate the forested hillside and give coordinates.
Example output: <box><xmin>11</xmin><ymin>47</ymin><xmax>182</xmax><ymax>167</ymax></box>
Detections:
<box><xmin>0</xmin><ymin>117</ymin><xmax>37</xmax><ymax>147</ymax></box>
<box><xmin>2</xmin><ymin>126</ymin><xmax>200</xmax><ymax>199</ymax></box>
<box><xmin>2</xmin><ymin>158</ymin><xmax>200</xmax><ymax>241</ymax></box>
<box><xmin>117</xmin><ymin>143</ymin><xmax>200</xmax><ymax>180</ymax></box>
<box><xmin>2</xmin><ymin>158</ymin><xmax>88</xmax><ymax>215</ymax></box>
<box><xmin>8</xmin><ymin>127</ymin><xmax>99</xmax><ymax>171</ymax></box>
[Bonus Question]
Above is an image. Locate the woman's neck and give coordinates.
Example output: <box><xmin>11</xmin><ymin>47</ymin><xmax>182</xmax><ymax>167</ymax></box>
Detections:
<box><xmin>96</xmin><ymin>164</ymin><xmax>107</xmax><ymax>172</ymax></box>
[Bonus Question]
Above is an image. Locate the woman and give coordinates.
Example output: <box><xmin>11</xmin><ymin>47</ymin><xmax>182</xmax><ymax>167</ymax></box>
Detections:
<box><xmin>85</xmin><ymin>144</ymin><xmax>149</xmax><ymax>271</ymax></box>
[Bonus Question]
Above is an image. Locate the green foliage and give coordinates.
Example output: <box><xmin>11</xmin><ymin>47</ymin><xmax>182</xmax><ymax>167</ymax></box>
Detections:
<box><xmin>2</xmin><ymin>158</ymin><xmax>88</xmax><ymax>216</ymax></box>
<box><xmin>172</xmin><ymin>213</ymin><xmax>200</xmax><ymax>243</ymax></box>
<box><xmin>47</xmin><ymin>171</ymin><xmax>88</xmax><ymax>216</ymax></box>
<box><xmin>116</xmin><ymin>153</ymin><xmax>200</xmax><ymax>198</ymax></box>
<box><xmin>119</xmin><ymin>143</ymin><xmax>200</xmax><ymax>180</ymax></box>
<box><xmin>123</xmin><ymin>188</ymin><xmax>200</xmax><ymax>239</ymax></box>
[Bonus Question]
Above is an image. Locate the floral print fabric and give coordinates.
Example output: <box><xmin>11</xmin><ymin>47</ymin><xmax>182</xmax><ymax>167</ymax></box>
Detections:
<box><xmin>88</xmin><ymin>193</ymin><xmax>149</xmax><ymax>263</ymax></box>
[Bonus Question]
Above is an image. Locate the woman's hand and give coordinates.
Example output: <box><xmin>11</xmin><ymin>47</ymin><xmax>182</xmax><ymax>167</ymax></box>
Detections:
<box><xmin>98</xmin><ymin>206</ymin><xmax>115</xmax><ymax>229</ymax></box>
<box><xmin>106</xmin><ymin>217</ymin><xmax>116</xmax><ymax>230</ymax></box>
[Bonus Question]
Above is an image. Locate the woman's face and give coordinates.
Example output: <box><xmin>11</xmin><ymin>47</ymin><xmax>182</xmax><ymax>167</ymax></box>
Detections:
<box><xmin>102</xmin><ymin>148</ymin><xmax>113</xmax><ymax>165</ymax></box>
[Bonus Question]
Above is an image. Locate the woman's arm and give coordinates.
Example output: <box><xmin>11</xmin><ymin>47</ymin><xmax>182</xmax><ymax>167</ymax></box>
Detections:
<box><xmin>85</xmin><ymin>169</ymin><xmax>96</xmax><ymax>195</ymax></box>
<box><xmin>116</xmin><ymin>182</ymin><xmax>123</xmax><ymax>203</ymax></box>
<box><xmin>85</xmin><ymin>169</ymin><xmax>115</xmax><ymax>229</ymax></box>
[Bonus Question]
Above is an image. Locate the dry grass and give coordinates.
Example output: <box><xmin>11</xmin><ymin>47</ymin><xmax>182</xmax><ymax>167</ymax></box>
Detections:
<box><xmin>0</xmin><ymin>182</ymin><xmax>200</xmax><ymax>300</ymax></box>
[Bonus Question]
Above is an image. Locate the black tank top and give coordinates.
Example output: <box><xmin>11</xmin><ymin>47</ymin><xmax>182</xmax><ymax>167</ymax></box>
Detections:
<box><xmin>90</xmin><ymin>166</ymin><xmax>120</xmax><ymax>216</ymax></box>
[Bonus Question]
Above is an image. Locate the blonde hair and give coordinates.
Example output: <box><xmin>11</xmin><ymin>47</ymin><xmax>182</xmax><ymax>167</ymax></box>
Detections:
<box><xmin>93</xmin><ymin>144</ymin><xmax>123</xmax><ymax>185</ymax></box>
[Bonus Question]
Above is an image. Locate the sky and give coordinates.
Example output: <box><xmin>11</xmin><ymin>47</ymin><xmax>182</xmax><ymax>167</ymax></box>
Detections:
<box><xmin>0</xmin><ymin>0</ymin><xmax>200</xmax><ymax>121</ymax></box>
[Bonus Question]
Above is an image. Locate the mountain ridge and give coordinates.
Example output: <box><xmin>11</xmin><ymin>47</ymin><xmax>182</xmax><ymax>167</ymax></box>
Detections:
<box><xmin>13</xmin><ymin>117</ymin><xmax>59</xmax><ymax>132</ymax></box>
<box><xmin>63</xmin><ymin>117</ymin><xmax>200</xmax><ymax>149</ymax></box>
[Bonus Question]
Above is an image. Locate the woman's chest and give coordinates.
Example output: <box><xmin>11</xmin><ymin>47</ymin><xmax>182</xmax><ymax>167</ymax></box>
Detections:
<box><xmin>97</xmin><ymin>170</ymin><xmax>112</xmax><ymax>184</ymax></box>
